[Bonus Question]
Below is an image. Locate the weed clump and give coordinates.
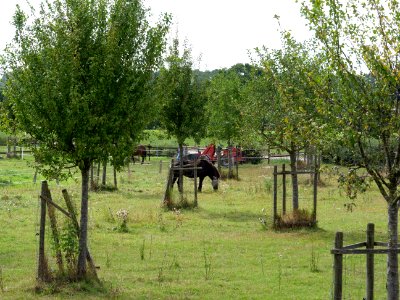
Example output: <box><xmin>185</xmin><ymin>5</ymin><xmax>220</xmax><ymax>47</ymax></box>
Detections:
<box><xmin>274</xmin><ymin>209</ymin><xmax>316</xmax><ymax>229</ymax></box>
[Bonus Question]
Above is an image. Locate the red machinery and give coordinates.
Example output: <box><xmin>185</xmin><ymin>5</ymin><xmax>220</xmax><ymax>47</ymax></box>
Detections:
<box><xmin>200</xmin><ymin>144</ymin><xmax>244</xmax><ymax>164</ymax></box>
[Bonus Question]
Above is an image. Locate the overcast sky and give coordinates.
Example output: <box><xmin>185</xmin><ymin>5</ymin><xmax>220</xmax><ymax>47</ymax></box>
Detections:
<box><xmin>0</xmin><ymin>0</ymin><xmax>311</xmax><ymax>71</ymax></box>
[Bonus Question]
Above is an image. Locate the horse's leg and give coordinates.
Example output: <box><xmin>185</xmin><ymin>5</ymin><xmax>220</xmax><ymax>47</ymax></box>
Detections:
<box><xmin>198</xmin><ymin>176</ymin><xmax>204</xmax><ymax>192</ymax></box>
<box><xmin>141</xmin><ymin>155</ymin><xmax>145</xmax><ymax>164</ymax></box>
<box><xmin>177</xmin><ymin>176</ymin><xmax>183</xmax><ymax>193</ymax></box>
<box><xmin>171</xmin><ymin>175</ymin><xmax>177</xmax><ymax>189</ymax></box>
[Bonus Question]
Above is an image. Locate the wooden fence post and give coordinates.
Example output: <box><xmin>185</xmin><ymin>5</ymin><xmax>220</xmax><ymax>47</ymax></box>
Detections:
<box><xmin>282</xmin><ymin>164</ymin><xmax>286</xmax><ymax>215</ymax></box>
<box><xmin>38</xmin><ymin>181</ymin><xmax>49</xmax><ymax>282</ymax></box>
<box><xmin>236</xmin><ymin>155</ymin><xmax>239</xmax><ymax>180</ymax></box>
<box><xmin>194</xmin><ymin>159</ymin><xmax>198</xmax><ymax>207</ymax></box>
<box><xmin>366</xmin><ymin>223</ymin><xmax>374</xmax><ymax>300</ymax></box>
<box><xmin>313</xmin><ymin>165</ymin><xmax>318</xmax><ymax>224</ymax></box>
<box><xmin>273</xmin><ymin>166</ymin><xmax>278</xmax><ymax>227</ymax></box>
<box><xmin>33</xmin><ymin>170</ymin><xmax>38</xmax><ymax>184</ymax></box>
<box><xmin>334</xmin><ymin>231</ymin><xmax>343</xmax><ymax>300</ymax></box>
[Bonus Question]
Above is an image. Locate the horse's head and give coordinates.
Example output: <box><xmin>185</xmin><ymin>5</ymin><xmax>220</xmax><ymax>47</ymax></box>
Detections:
<box><xmin>205</xmin><ymin>159</ymin><xmax>220</xmax><ymax>191</ymax></box>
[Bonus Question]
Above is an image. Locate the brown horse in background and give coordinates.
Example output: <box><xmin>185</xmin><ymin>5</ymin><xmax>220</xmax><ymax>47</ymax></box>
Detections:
<box><xmin>132</xmin><ymin>145</ymin><xmax>147</xmax><ymax>164</ymax></box>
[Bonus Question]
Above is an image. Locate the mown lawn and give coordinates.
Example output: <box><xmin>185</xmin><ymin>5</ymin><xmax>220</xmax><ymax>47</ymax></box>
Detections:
<box><xmin>0</xmin><ymin>155</ymin><xmax>390</xmax><ymax>299</ymax></box>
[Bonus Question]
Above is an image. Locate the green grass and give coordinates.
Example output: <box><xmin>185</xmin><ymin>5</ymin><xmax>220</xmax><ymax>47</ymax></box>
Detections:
<box><xmin>0</xmin><ymin>156</ymin><xmax>391</xmax><ymax>299</ymax></box>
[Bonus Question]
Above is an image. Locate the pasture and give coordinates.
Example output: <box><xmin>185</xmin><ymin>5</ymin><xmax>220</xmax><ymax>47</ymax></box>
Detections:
<box><xmin>0</xmin><ymin>155</ymin><xmax>390</xmax><ymax>299</ymax></box>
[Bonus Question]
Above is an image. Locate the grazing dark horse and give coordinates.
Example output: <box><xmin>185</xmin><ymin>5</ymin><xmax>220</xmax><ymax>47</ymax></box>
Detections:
<box><xmin>132</xmin><ymin>145</ymin><xmax>147</xmax><ymax>164</ymax></box>
<box><xmin>172</xmin><ymin>159</ymin><xmax>220</xmax><ymax>192</ymax></box>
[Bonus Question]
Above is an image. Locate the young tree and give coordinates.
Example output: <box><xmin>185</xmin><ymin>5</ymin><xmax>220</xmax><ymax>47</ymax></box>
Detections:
<box><xmin>156</xmin><ymin>38</ymin><xmax>207</xmax><ymax>196</ymax></box>
<box><xmin>2</xmin><ymin>0</ymin><xmax>169</xmax><ymax>279</ymax></box>
<box><xmin>301</xmin><ymin>0</ymin><xmax>400</xmax><ymax>297</ymax></box>
<box><xmin>244</xmin><ymin>33</ymin><xmax>325</xmax><ymax>210</ymax></box>
<box><xmin>206</xmin><ymin>68</ymin><xmax>244</xmax><ymax>178</ymax></box>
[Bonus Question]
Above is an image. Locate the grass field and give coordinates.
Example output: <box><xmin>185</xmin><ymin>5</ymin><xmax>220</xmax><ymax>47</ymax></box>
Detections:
<box><xmin>0</xmin><ymin>155</ymin><xmax>391</xmax><ymax>299</ymax></box>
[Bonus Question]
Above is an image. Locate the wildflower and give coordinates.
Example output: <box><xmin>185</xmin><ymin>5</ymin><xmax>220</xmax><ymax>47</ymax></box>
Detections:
<box><xmin>116</xmin><ymin>209</ymin><xmax>129</xmax><ymax>221</ymax></box>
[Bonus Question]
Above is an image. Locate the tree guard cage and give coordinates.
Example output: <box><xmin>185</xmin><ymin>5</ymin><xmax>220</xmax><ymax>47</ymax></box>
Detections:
<box><xmin>272</xmin><ymin>164</ymin><xmax>318</xmax><ymax>228</ymax></box>
<box><xmin>331</xmin><ymin>223</ymin><xmax>400</xmax><ymax>300</ymax></box>
<box><xmin>37</xmin><ymin>181</ymin><xmax>98</xmax><ymax>282</ymax></box>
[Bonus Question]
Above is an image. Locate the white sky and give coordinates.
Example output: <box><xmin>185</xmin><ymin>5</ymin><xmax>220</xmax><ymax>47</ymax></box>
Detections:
<box><xmin>0</xmin><ymin>0</ymin><xmax>311</xmax><ymax>71</ymax></box>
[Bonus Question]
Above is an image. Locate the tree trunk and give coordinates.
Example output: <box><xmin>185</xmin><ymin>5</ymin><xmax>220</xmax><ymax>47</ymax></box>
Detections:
<box><xmin>7</xmin><ymin>136</ymin><xmax>11</xmax><ymax>156</ymax></box>
<box><xmin>113</xmin><ymin>165</ymin><xmax>117</xmax><ymax>189</ymax></box>
<box><xmin>387</xmin><ymin>201</ymin><xmax>399</xmax><ymax>300</ymax></box>
<box><xmin>289</xmin><ymin>149</ymin><xmax>299</xmax><ymax>210</ymax></box>
<box><xmin>96</xmin><ymin>161</ymin><xmax>100</xmax><ymax>185</ymax></box>
<box><xmin>13</xmin><ymin>131</ymin><xmax>17</xmax><ymax>157</ymax></box>
<box><xmin>102</xmin><ymin>161</ymin><xmax>107</xmax><ymax>186</ymax></box>
<box><xmin>77</xmin><ymin>164</ymin><xmax>90</xmax><ymax>279</ymax></box>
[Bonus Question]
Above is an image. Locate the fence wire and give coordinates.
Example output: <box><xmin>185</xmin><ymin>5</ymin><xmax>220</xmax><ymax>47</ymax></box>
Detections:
<box><xmin>339</xmin><ymin>253</ymin><xmax>387</xmax><ymax>299</ymax></box>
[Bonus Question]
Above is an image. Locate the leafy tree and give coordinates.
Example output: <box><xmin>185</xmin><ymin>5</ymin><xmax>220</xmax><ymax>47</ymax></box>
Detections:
<box><xmin>193</xmin><ymin>69</ymin><xmax>220</xmax><ymax>83</ymax></box>
<box><xmin>206</xmin><ymin>69</ymin><xmax>244</xmax><ymax>178</ymax></box>
<box><xmin>2</xmin><ymin>0</ymin><xmax>169</xmax><ymax>279</ymax></box>
<box><xmin>301</xmin><ymin>0</ymin><xmax>400</xmax><ymax>297</ymax></box>
<box><xmin>156</xmin><ymin>38</ymin><xmax>207</xmax><ymax>196</ymax></box>
<box><xmin>244</xmin><ymin>33</ymin><xmax>325</xmax><ymax>210</ymax></box>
